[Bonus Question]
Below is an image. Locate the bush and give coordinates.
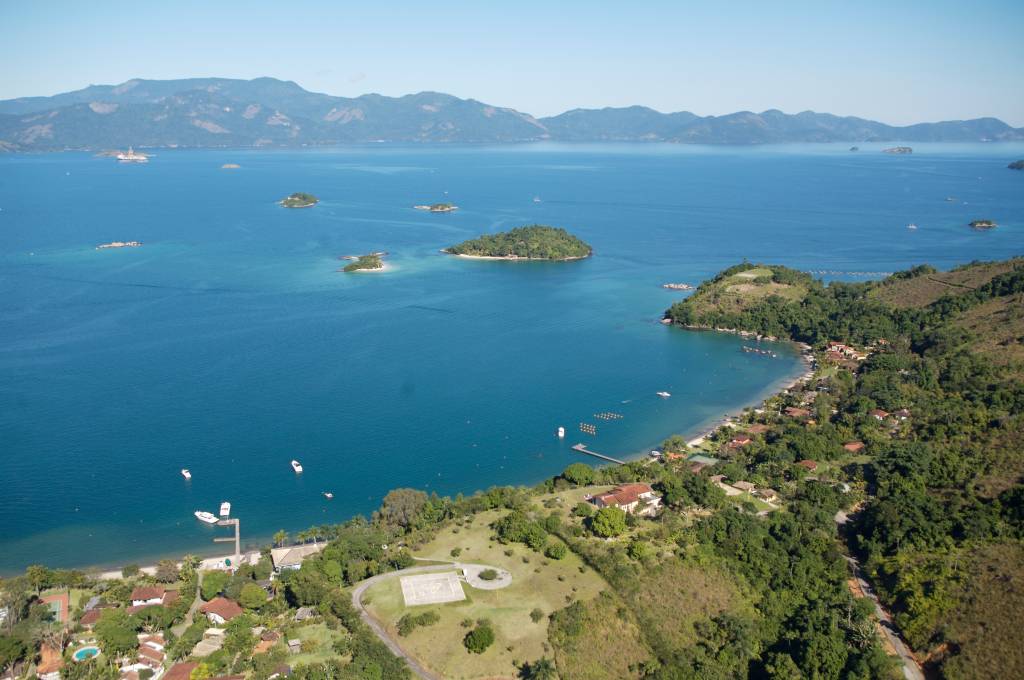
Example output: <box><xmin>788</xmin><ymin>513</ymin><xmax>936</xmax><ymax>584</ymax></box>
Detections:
<box><xmin>544</xmin><ymin>543</ymin><xmax>567</xmax><ymax>560</ymax></box>
<box><xmin>121</xmin><ymin>564</ymin><xmax>140</xmax><ymax>578</ymax></box>
<box><xmin>478</xmin><ymin>569</ymin><xmax>498</xmax><ymax>581</ymax></box>
<box><xmin>530</xmin><ymin>608</ymin><xmax>544</xmax><ymax>623</ymax></box>
<box><xmin>573</xmin><ymin>502</ymin><xmax>595</xmax><ymax>518</ymax></box>
<box><xmin>590</xmin><ymin>507</ymin><xmax>628</xmax><ymax>538</ymax></box>
<box><xmin>464</xmin><ymin>621</ymin><xmax>495</xmax><ymax>654</ymax></box>
<box><xmin>450</xmin><ymin>547</ymin><xmax>462</xmax><ymax>558</ymax></box>
<box><xmin>397</xmin><ymin>610</ymin><xmax>440</xmax><ymax>636</ymax></box>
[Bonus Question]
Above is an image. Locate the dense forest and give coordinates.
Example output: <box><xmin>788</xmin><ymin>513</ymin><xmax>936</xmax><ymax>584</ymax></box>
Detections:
<box><xmin>444</xmin><ymin>225</ymin><xmax>592</xmax><ymax>260</ymax></box>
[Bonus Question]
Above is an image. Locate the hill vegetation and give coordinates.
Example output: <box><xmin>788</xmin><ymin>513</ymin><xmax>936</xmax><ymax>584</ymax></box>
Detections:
<box><xmin>342</xmin><ymin>254</ymin><xmax>383</xmax><ymax>272</ymax></box>
<box><xmin>1</xmin><ymin>77</ymin><xmax>1021</xmax><ymax>150</ymax></box>
<box><xmin>445</xmin><ymin>225</ymin><xmax>592</xmax><ymax>260</ymax></box>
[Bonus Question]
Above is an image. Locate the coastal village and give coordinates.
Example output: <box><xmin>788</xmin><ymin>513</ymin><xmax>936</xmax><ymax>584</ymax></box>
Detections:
<box><xmin>0</xmin><ymin>323</ymin><xmax>933</xmax><ymax>680</ymax></box>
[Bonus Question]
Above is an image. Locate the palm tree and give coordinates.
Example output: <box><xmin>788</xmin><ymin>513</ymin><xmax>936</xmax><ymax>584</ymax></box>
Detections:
<box><xmin>524</xmin><ymin>657</ymin><xmax>558</xmax><ymax>680</ymax></box>
<box><xmin>273</xmin><ymin>530</ymin><xmax>288</xmax><ymax>548</ymax></box>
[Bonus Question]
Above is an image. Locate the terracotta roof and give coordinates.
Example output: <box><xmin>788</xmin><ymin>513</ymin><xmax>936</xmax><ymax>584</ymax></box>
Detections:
<box><xmin>796</xmin><ymin>459</ymin><xmax>818</xmax><ymax>471</ymax></box>
<box><xmin>784</xmin><ymin>407</ymin><xmax>811</xmax><ymax>418</ymax></box>
<box><xmin>130</xmin><ymin>586</ymin><xmax>166</xmax><ymax>602</ymax></box>
<box><xmin>80</xmin><ymin>608</ymin><xmax>104</xmax><ymax>626</ymax></box>
<box><xmin>593</xmin><ymin>483</ymin><xmax>654</xmax><ymax>507</ymax></box>
<box><xmin>728</xmin><ymin>436</ymin><xmax>752</xmax><ymax>447</ymax></box>
<box><xmin>164</xmin><ymin>663</ymin><xmax>198</xmax><ymax>680</ymax></box>
<box><xmin>843</xmin><ymin>441</ymin><xmax>865</xmax><ymax>452</ymax></box>
<box><xmin>37</xmin><ymin>645</ymin><xmax>63</xmax><ymax>674</ymax></box>
<box><xmin>138</xmin><ymin>646</ymin><xmax>164</xmax><ymax>663</ymax></box>
<box><xmin>732</xmin><ymin>481</ymin><xmax>756</xmax><ymax>492</ymax></box>
<box><xmin>746</xmin><ymin>423</ymin><xmax>770</xmax><ymax>434</ymax></box>
<box><xmin>200</xmin><ymin>597</ymin><xmax>243</xmax><ymax>621</ymax></box>
<box><xmin>869</xmin><ymin>409</ymin><xmax>889</xmax><ymax>418</ymax></box>
<box><xmin>254</xmin><ymin>640</ymin><xmax>275</xmax><ymax>655</ymax></box>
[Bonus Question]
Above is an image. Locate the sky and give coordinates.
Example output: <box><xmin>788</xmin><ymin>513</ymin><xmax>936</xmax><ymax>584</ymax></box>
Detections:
<box><xmin>2</xmin><ymin>0</ymin><xmax>1023</xmax><ymax>126</ymax></box>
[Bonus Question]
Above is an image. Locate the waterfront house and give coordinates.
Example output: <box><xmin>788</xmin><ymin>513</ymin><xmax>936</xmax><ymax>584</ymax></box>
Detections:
<box><xmin>731</xmin><ymin>481</ymin><xmax>756</xmax><ymax>493</ymax></box>
<box><xmin>130</xmin><ymin>586</ymin><xmax>167</xmax><ymax>608</ymax></box>
<box><xmin>200</xmin><ymin>597</ymin><xmax>243</xmax><ymax>625</ymax></box>
<box><xmin>270</xmin><ymin>544</ymin><xmax>324</xmax><ymax>573</ymax></box>
<box><xmin>784</xmin><ymin>406</ymin><xmax>811</xmax><ymax>419</ymax></box>
<box><xmin>127</xmin><ymin>590</ymin><xmax>178</xmax><ymax>615</ymax></box>
<box><xmin>843</xmin><ymin>441</ymin><xmax>865</xmax><ymax>453</ymax></box>
<box><xmin>590</xmin><ymin>483</ymin><xmax>661</xmax><ymax>516</ymax></box>
<box><xmin>727</xmin><ymin>435</ymin><xmax>753</xmax><ymax>449</ymax></box>
<box><xmin>796</xmin><ymin>459</ymin><xmax>818</xmax><ymax>472</ymax></box>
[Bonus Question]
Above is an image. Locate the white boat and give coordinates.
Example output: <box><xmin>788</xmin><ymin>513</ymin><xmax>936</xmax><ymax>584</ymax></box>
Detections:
<box><xmin>656</xmin><ymin>391</ymin><xmax>672</xmax><ymax>398</ymax></box>
<box><xmin>907</xmin><ymin>223</ymin><xmax>918</xmax><ymax>230</ymax></box>
<box><xmin>116</xmin><ymin>146</ymin><xmax>149</xmax><ymax>163</ymax></box>
<box><xmin>557</xmin><ymin>426</ymin><xmax>565</xmax><ymax>438</ymax></box>
<box><xmin>219</xmin><ymin>501</ymin><xmax>231</xmax><ymax>517</ymax></box>
<box><xmin>181</xmin><ymin>468</ymin><xmax>192</xmax><ymax>480</ymax></box>
<box><xmin>194</xmin><ymin>511</ymin><xmax>218</xmax><ymax>524</ymax></box>
<box><xmin>322</xmin><ymin>492</ymin><xmax>334</xmax><ymax>499</ymax></box>
<box><xmin>533</xmin><ymin>196</ymin><xmax>542</xmax><ymax>203</ymax></box>
<box><xmin>291</xmin><ymin>459</ymin><xmax>303</xmax><ymax>473</ymax></box>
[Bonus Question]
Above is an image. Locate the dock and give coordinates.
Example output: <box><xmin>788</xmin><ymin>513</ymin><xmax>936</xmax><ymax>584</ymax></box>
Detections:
<box><xmin>571</xmin><ymin>443</ymin><xmax>626</xmax><ymax>465</ymax></box>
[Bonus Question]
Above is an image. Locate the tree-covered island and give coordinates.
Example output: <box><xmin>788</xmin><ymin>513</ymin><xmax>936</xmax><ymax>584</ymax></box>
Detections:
<box><xmin>341</xmin><ymin>253</ymin><xmax>385</xmax><ymax>272</ymax></box>
<box><xmin>444</xmin><ymin>225</ymin><xmax>592</xmax><ymax>260</ymax></box>
<box><xmin>969</xmin><ymin>219</ymin><xmax>997</xmax><ymax>229</ymax></box>
<box><xmin>1008</xmin><ymin>160</ymin><xmax>1024</xmax><ymax>170</ymax></box>
<box><xmin>414</xmin><ymin>202</ymin><xmax>458</xmax><ymax>212</ymax></box>
<box><xmin>280</xmin><ymin>192</ymin><xmax>319</xmax><ymax>208</ymax></box>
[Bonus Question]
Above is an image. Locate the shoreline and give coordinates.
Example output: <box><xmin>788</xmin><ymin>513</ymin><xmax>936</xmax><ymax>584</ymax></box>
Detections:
<box><xmin>440</xmin><ymin>249</ymin><xmax>591</xmax><ymax>262</ymax></box>
<box><xmin>4</xmin><ymin>331</ymin><xmax>811</xmax><ymax>578</ymax></box>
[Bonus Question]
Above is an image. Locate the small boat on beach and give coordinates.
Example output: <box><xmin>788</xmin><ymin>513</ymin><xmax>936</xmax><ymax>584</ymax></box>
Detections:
<box><xmin>219</xmin><ymin>501</ymin><xmax>231</xmax><ymax>517</ymax></box>
<box><xmin>656</xmin><ymin>391</ymin><xmax>671</xmax><ymax>398</ymax></box>
<box><xmin>181</xmin><ymin>468</ymin><xmax>192</xmax><ymax>480</ymax></box>
<box><xmin>291</xmin><ymin>459</ymin><xmax>303</xmax><ymax>473</ymax></box>
<box><xmin>194</xmin><ymin>510</ymin><xmax>218</xmax><ymax>524</ymax></box>
<box><xmin>323</xmin><ymin>492</ymin><xmax>334</xmax><ymax>499</ymax></box>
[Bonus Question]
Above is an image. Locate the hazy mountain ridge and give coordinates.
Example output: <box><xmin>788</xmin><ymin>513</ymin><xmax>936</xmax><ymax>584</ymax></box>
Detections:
<box><xmin>1</xmin><ymin>77</ymin><xmax>1020</xmax><ymax>150</ymax></box>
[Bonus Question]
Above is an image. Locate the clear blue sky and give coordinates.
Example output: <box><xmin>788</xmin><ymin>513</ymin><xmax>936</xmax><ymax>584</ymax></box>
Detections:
<box><xmin>3</xmin><ymin>0</ymin><xmax>1023</xmax><ymax>125</ymax></box>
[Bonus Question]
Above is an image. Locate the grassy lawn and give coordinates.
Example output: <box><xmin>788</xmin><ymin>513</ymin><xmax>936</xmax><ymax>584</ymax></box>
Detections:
<box><xmin>361</xmin><ymin>505</ymin><xmax>607</xmax><ymax>679</ymax></box>
<box><xmin>287</xmin><ymin>622</ymin><xmax>347</xmax><ymax>666</ymax></box>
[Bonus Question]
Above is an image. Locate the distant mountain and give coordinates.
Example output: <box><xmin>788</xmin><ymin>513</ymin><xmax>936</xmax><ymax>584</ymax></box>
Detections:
<box><xmin>0</xmin><ymin>77</ymin><xmax>1020</xmax><ymax>151</ymax></box>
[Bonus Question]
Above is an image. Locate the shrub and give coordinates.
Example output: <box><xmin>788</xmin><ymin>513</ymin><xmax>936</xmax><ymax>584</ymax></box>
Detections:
<box><xmin>545</xmin><ymin>543</ymin><xmax>568</xmax><ymax>560</ymax></box>
<box><xmin>478</xmin><ymin>569</ymin><xmax>498</xmax><ymax>581</ymax></box>
<box><xmin>121</xmin><ymin>564</ymin><xmax>140</xmax><ymax>578</ymax></box>
<box><xmin>464</xmin><ymin>621</ymin><xmax>495</xmax><ymax>654</ymax></box>
<box><xmin>397</xmin><ymin>610</ymin><xmax>440</xmax><ymax>636</ymax></box>
<box><xmin>573</xmin><ymin>502</ymin><xmax>596</xmax><ymax>518</ymax></box>
<box><xmin>450</xmin><ymin>547</ymin><xmax>462</xmax><ymax>558</ymax></box>
<box><xmin>590</xmin><ymin>506</ymin><xmax>627</xmax><ymax>538</ymax></box>
<box><xmin>530</xmin><ymin>608</ymin><xmax>544</xmax><ymax>623</ymax></box>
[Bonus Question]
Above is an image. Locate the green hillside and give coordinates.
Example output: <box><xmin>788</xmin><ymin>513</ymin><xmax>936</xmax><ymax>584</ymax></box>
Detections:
<box><xmin>444</xmin><ymin>225</ymin><xmax>592</xmax><ymax>260</ymax></box>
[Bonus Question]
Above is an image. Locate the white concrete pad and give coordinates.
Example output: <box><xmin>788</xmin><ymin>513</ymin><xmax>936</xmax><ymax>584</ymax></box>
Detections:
<box><xmin>400</xmin><ymin>572</ymin><xmax>466</xmax><ymax>606</ymax></box>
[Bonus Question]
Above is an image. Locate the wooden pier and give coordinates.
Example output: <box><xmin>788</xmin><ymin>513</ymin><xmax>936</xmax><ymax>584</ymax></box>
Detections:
<box><xmin>571</xmin><ymin>443</ymin><xmax>626</xmax><ymax>465</ymax></box>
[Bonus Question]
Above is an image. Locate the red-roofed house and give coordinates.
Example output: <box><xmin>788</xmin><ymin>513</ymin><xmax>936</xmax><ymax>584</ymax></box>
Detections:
<box><xmin>843</xmin><ymin>441</ymin><xmax>865</xmax><ymax>453</ymax></box>
<box><xmin>200</xmin><ymin>597</ymin><xmax>243</xmax><ymax>625</ymax></box>
<box><xmin>869</xmin><ymin>409</ymin><xmax>889</xmax><ymax>421</ymax></box>
<box><xmin>164</xmin><ymin>663</ymin><xmax>198</xmax><ymax>680</ymax></box>
<box><xmin>127</xmin><ymin>589</ymin><xmax>178</xmax><ymax>614</ymax></box>
<box><xmin>727</xmin><ymin>435</ymin><xmax>753</xmax><ymax>449</ymax></box>
<box><xmin>796</xmin><ymin>459</ymin><xmax>818</xmax><ymax>471</ymax></box>
<box><xmin>746</xmin><ymin>424</ymin><xmax>770</xmax><ymax>435</ymax></box>
<box><xmin>591</xmin><ymin>483</ymin><xmax>661</xmax><ymax>516</ymax></box>
<box><xmin>784</xmin><ymin>407</ymin><xmax>811</xmax><ymax>419</ymax></box>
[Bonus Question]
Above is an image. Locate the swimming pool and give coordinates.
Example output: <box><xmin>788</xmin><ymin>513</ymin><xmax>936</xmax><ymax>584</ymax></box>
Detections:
<box><xmin>72</xmin><ymin>646</ymin><xmax>100</xmax><ymax>662</ymax></box>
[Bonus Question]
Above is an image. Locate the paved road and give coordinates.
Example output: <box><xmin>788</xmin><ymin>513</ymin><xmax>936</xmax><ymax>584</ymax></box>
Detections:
<box><xmin>836</xmin><ymin>511</ymin><xmax>924</xmax><ymax>680</ymax></box>
<box><xmin>351</xmin><ymin>562</ymin><xmax>510</xmax><ymax>680</ymax></box>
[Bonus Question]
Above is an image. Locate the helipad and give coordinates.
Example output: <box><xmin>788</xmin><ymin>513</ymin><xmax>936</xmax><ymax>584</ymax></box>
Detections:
<box><xmin>400</xmin><ymin>571</ymin><xmax>466</xmax><ymax>606</ymax></box>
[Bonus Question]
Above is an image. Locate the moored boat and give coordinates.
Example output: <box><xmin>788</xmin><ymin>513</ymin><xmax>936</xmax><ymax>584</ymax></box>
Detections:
<box><xmin>323</xmin><ymin>492</ymin><xmax>334</xmax><ymax>499</ymax></box>
<box><xmin>194</xmin><ymin>510</ymin><xmax>218</xmax><ymax>524</ymax></box>
<box><xmin>291</xmin><ymin>459</ymin><xmax>303</xmax><ymax>473</ymax></box>
<box><xmin>219</xmin><ymin>501</ymin><xmax>231</xmax><ymax>517</ymax></box>
<box><xmin>181</xmin><ymin>468</ymin><xmax>192</xmax><ymax>480</ymax></box>
<box><xmin>656</xmin><ymin>391</ymin><xmax>671</xmax><ymax>398</ymax></box>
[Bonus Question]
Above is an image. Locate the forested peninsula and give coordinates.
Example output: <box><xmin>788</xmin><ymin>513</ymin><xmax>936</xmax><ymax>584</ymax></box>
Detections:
<box><xmin>444</xmin><ymin>225</ymin><xmax>592</xmax><ymax>260</ymax></box>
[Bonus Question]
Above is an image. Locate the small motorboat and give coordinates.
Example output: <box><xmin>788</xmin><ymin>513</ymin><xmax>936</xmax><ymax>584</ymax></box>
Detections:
<box><xmin>219</xmin><ymin>501</ymin><xmax>231</xmax><ymax>517</ymax></box>
<box><xmin>194</xmin><ymin>510</ymin><xmax>218</xmax><ymax>524</ymax></box>
<box><xmin>322</xmin><ymin>492</ymin><xmax>334</xmax><ymax>499</ymax></box>
<box><xmin>907</xmin><ymin>223</ymin><xmax>918</xmax><ymax>230</ymax></box>
<box><xmin>533</xmin><ymin>196</ymin><xmax>542</xmax><ymax>203</ymax></box>
<box><xmin>557</xmin><ymin>426</ymin><xmax>565</xmax><ymax>438</ymax></box>
<box><xmin>181</xmin><ymin>468</ymin><xmax>192</xmax><ymax>480</ymax></box>
<box><xmin>291</xmin><ymin>459</ymin><xmax>303</xmax><ymax>473</ymax></box>
<box><xmin>656</xmin><ymin>391</ymin><xmax>671</xmax><ymax>398</ymax></box>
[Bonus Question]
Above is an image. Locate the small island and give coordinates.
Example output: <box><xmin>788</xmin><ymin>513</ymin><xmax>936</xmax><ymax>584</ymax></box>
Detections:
<box><xmin>339</xmin><ymin>252</ymin><xmax>387</xmax><ymax>272</ymax></box>
<box><xmin>1009</xmin><ymin>160</ymin><xmax>1024</xmax><ymax>170</ymax></box>
<box><xmin>883</xmin><ymin>146</ymin><xmax>913</xmax><ymax>154</ymax></box>
<box><xmin>96</xmin><ymin>241</ymin><xmax>142</xmax><ymax>250</ymax></box>
<box><xmin>414</xmin><ymin>203</ymin><xmax>458</xmax><ymax>212</ymax></box>
<box><xmin>849</xmin><ymin>146</ymin><xmax>859</xmax><ymax>152</ymax></box>
<box><xmin>444</xmin><ymin>225</ymin><xmax>592</xmax><ymax>261</ymax></box>
<box><xmin>969</xmin><ymin>220</ymin><xmax>998</xmax><ymax>230</ymax></box>
<box><xmin>222</xmin><ymin>163</ymin><xmax>241</xmax><ymax>169</ymax></box>
<box><xmin>280</xmin><ymin>192</ymin><xmax>318</xmax><ymax>208</ymax></box>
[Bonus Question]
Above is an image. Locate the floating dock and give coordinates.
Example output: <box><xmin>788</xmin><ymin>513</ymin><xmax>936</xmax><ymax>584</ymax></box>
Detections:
<box><xmin>571</xmin><ymin>443</ymin><xmax>626</xmax><ymax>465</ymax></box>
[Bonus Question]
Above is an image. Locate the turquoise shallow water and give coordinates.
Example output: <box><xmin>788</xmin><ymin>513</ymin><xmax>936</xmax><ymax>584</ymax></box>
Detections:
<box><xmin>1</xmin><ymin>142</ymin><xmax>1022</xmax><ymax>573</ymax></box>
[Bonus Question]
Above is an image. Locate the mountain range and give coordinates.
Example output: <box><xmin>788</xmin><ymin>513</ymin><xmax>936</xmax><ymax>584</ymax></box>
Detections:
<box><xmin>1</xmin><ymin>77</ymin><xmax>1021</xmax><ymax>151</ymax></box>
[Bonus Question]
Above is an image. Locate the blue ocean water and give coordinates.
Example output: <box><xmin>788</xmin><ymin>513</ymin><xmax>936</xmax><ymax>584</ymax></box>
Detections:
<box><xmin>1</xmin><ymin>142</ymin><xmax>1022</xmax><ymax>573</ymax></box>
